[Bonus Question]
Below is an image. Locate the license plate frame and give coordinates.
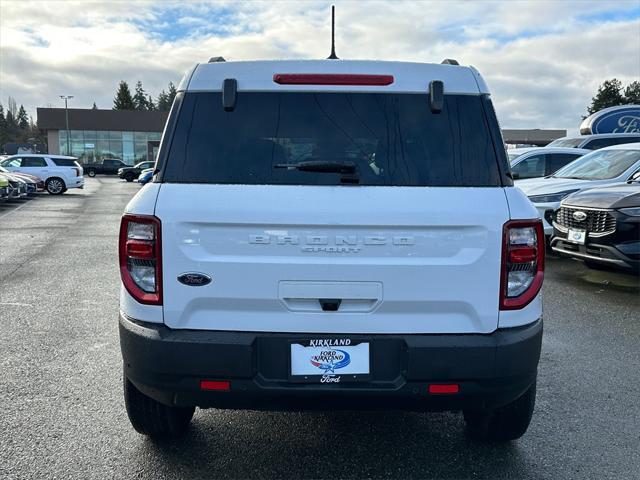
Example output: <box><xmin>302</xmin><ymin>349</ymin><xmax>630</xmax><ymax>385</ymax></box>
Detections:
<box><xmin>288</xmin><ymin>339</ymin><xmax>371</xmax><ymax>383</ymax></box>
<box><xmin>567</xmin><ymin>229</ymin><xmax>587</xmax><ymax>245</ymax></box>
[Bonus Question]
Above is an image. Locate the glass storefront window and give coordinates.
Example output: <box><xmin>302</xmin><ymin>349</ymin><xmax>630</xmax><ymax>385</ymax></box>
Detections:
<box><xmin>70</xmin><ymin>130</ymin><xmax>84</xmax><ymax>141</ymax></box>
<box><xmin>109</xmin><ymin>140</ymin><xmax>123</xmax><ymax>159</ymax></box>
<box><xmin>57</xmin><ymin>129</ymin><xmax>162</xmax><ymax>164</ymax></box>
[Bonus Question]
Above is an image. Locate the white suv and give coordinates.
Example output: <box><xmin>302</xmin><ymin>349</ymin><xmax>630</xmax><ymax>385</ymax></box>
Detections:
<box><xmin>1</xmin><ymin>154</ymin><xmax>84</xmax><ymax>194</ymax></box>
<box><xmin>118</xmin><ymin>59</ymin><xmax>544</xmax><ymax>441</ymax></box>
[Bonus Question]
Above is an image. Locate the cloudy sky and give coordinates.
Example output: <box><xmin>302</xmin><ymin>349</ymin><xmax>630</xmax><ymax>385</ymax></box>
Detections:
<box><xmin>1</xmin><ymin>0</ymin><xmax>639</xmax><ymax>131</ymax></box>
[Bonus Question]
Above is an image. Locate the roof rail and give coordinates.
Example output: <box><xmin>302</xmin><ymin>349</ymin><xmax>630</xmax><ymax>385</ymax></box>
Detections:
<box><xmin>441</xmin><ymin>58</ymin><xmax>459</xmax><ymax>65</ymax></box>
<box><xmin>208</xmin><ymin>56</ymin><xmax>226</xmax><ymax>63</ymax></box>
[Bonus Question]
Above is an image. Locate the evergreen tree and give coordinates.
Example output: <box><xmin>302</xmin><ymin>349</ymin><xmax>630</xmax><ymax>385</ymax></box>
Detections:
<box><xmin>133</xmin><ymin>80</ymin><xmax>149</xmax><ymax>111</ymax></box>
<box><xmin>0</xmin><ymin>104</ymin><xmax>6</xmax><ymax>145</ymax></box>
<box><xmin>5</xmin><ymin>110</ymin><xmax>17</xmax><ymax>130</ymax></box>
<box><xmin>156</xmin><ymin>90</ymin><xmax>169</xmax><ymax>111</ymax></box>
<box><xmin>92</xmin><ymin>102</ymin><xmax>98</xmax><ymax>109</ymax></box>
<box><xmin>624</xmin><ymin>81</ymin><xmax>640</xmax><ymax>105</ymax></box>
<box><xmin>167</xmin><ymin>81</ymin><xmax>177</xmax><ymax>106</ymax></box>
<box><xmin>0</xmin><ymin>104</ymin><xmax>6</xmax><ymax>130</ymax></box>
<box><xmin>17</xmin><ymin>105</ymin><xmax>29</xmax><ymax>129</ymax></box>
<box><xmin>146</xmin><ymin>94</ymin><xmax>156</xmax><ymax>111</ymax></box>
<box><xmin>113</xmin><ymin>81</ymin><xmax>135</xmax><ymax>110</ymax></box>
<box><xmin>587</xmin><ymin>79</ymin><xmax>625</xmax><ymax>115</ymax></box>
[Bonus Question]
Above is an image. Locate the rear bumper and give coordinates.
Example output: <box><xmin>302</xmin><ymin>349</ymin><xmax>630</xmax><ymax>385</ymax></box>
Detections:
<box><xmin>120</xmin><ymin>314</ymin><xmax>542</xmax><ymax>412</ymax></box>
<box><xmin>68</xmin><ymin>177</ymin><xmax>85</xmax><ymax>189</ymax></box>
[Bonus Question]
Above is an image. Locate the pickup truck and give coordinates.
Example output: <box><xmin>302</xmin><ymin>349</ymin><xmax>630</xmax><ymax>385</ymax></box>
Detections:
<box><xmin>83</xmin><ymin>159</ymin><xmax>127</xmax><ymax>177</ymax></box>
<box><xmin>118</xmin><ymin>161</ymin><xmax>155</xmax><ymax>182</ymax></box>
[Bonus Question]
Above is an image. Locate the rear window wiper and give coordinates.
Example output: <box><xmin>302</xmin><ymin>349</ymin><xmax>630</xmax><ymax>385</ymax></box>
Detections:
<box><xmin>274</xmin><ymin>160</ymin><xmax>357</xmax><ymax>174</ymax></box>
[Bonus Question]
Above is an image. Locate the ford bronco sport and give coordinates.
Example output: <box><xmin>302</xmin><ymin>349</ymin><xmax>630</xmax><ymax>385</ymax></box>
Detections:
<box><xmin>119</xmin><ymin>59</ymin><xmax>544</xmax><ymax>441</ymax></box>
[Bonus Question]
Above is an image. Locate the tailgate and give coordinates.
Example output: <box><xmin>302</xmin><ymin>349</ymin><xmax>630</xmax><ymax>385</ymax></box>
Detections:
<box><xmin>156</xmin><ymin>185</ymin><xmax>509</xmax><ymax>334</ymax></box>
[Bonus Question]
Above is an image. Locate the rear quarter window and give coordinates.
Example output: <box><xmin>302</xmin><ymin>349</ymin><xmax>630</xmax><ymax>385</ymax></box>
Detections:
<box><xmin>52</xmin><ymin>158</ymin><xmax>79</xmax><ymax>167</ymax></box>
<box><xmin>161</xmin><ymin>92</ymin><xmax>505</xmax><ymax>187</ymax></box>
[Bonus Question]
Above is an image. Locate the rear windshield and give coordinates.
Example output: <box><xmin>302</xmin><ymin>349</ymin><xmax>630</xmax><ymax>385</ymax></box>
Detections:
<box><xmin>162</xmin><ymin>92</ymin><xmax>503</xmax><ymax>186</ymax></box>
<box><xmin>52</xmin><ymin>158</ymin><xmax>80</xmax><ymax>167</ymax></box>
<box><xmin>547</xmin><ymin>138</ymin><xmax>585</xmax><ymax>148</ymax></box>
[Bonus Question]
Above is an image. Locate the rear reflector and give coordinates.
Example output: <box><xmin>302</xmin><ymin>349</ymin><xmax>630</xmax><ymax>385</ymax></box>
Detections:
<box><xmin>428</xmin><ymin>384</ymin><xmax>460</xmax><ymax>394</ymax></box>
<box><xmin>200</xmin><ymin>380</ymin><xmax>230</xmax><ymax>391</ymax></box>
<box><xmin>273</xmin><ymin>73</ymin><xmax>394</xmax><ymax>86</ymax></box>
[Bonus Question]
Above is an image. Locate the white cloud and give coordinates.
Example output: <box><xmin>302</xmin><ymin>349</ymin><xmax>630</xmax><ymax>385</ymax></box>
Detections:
<box><xmin>0</xmin><ymin>0</ymin><xmax>638</xmax><ymax>130</ymax></box>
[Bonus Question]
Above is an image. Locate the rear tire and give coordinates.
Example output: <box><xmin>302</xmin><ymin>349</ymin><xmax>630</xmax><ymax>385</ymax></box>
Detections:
<box><xmin>45</xmin><ymin>177</ymin><xmax>66</xmax><ymax>195</ymax></box>
<box><xmin>87</xmin><ymin>169</ymin><xmax>96</xmax><ymax>177</ymax></box>
<box><xmin>464</xmin><ymin>380</ymin><xmax>536</xmax><ymax>442</ymax></box>
<box><xmin>123</xmin><ymin>374</ymin><xmax>194</xmax><ymax>438</ymax></box>
<box><xmin>124</xmin><ymin>173</ymin><xmax>135</xmax><ymax>182</ymax></box>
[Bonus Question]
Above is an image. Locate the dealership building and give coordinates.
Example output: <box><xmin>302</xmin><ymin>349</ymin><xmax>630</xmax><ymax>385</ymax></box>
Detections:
<box><xmin>36</xmin><ymin>107</ymin><xmax>566</xmax><ymax>165</ymax></box>
<box><xmin>36</xmin><ymin>108</ymin><xmax>169</xmax><ymax>165</ymax></box>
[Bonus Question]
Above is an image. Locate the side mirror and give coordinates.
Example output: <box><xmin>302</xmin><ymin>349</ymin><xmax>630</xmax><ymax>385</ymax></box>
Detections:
<box><xmin>511</xmin><ymin>172</ymin><xmax>520</xmax><ymax>180</ymax></box>
<box><xmin>222</xmin><ymin>78</ymin><xmax>237</xmax><ymax>112</ymax></box>
<box><xmin>429</xmin><ymin>80</ymin><xmax>444</xmax><ymax>113</ymax></box>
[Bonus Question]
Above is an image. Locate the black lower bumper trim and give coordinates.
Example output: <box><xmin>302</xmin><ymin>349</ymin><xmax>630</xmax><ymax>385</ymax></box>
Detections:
<box><xmin>119</xmin><ymin>314</ymin><xmax>542</xmax><ymax>412</ymax></box>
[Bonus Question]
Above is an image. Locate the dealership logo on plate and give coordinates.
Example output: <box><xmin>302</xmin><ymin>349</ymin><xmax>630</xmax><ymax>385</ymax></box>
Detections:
<box><xmin>310</xmin><ymin>349</ymin><xmax>351</xmax><ymax>373</ymax></box>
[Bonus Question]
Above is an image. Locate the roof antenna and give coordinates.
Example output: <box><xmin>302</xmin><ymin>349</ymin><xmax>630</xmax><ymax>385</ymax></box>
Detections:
<box><xmin>327</xmin><ymin>5</ymin><xmax>339</xmax><ymax>59</ymax></box>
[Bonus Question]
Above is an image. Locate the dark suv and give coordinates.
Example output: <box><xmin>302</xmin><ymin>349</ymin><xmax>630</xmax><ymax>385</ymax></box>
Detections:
<box><xmin>551</xmin><ymin>174</ymin><xmax>640</xmax><ymax>271</ymax></box>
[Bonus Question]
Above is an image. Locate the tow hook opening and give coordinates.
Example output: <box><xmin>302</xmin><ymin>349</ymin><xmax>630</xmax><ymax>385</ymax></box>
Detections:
<box><xmin>319</xmin><ymin>298</ymin><xmax>342</xmax><ymax>312</ymax></box>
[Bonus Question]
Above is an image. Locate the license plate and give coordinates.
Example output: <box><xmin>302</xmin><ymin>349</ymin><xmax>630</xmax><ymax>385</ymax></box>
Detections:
<box><xmin>567</xmin><ymin>229</ymin><xmax>586</xmax><ymax>245</ymax></box>
<box><xmin>290</xmin><ymin>340</ymin><xmax>370</xmax><ymax>383</ymax></box>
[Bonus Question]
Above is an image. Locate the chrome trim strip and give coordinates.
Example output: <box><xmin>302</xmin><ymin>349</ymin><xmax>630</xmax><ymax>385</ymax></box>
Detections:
<box><xmin>551</xmin><ymin>246</ymin><xmax>627</xmax><ymax>267</ymax></box>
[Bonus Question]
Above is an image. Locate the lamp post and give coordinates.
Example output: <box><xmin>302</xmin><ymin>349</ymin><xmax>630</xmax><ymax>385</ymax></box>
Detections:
<box><xmin>59</xmin><ymin>95</ymin><xmax>73</xmax><ymax>156</ymax></box>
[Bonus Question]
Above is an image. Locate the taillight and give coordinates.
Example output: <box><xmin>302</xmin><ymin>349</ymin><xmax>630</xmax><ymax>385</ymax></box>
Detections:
<box><xmin>119</xmin><ymin>214</ymin><xmax>162</xmax><ymax>305</ymax></box>
<box><xmin>500</xmin><ymin>219</ymin><xmax>544</xmax><ymax>310</ymax></box>
<box><xmin>74</xmin><ymin>167</ymin><xmax>80</xmax><ymax>177</ymax></box>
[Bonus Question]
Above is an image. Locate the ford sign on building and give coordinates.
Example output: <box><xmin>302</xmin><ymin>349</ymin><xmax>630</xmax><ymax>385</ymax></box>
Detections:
<box><xmin>580</xmin><ymin>104</ymin><xmax>640</xmax><ymax>134</ymax></box>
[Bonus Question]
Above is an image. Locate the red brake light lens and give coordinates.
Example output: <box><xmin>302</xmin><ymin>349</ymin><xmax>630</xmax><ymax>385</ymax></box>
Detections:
<box><xmin>200</xmin><ymin>380</ymin><xmax>230</xmax><ymax>391</ymax></box>
<box><xmin>428</xmin><ymin>384</ymin><xmax>460</xmax><ymax>394</ymax></box>
<box><xmin>273</xmin><ymin>73</ymin><xmax>394</xmax><ymax>86</ymax></box>
<box><xmin>500</xmin><ymin>220</ymin><xmax>545</xmax><ymax>310</ymax></box>
<box><xmin>126</xmin><ymin>239</ymin><xmax>155</xmax><ymax>259</ymax></box>
<box><xmin>119</xmin><ymin>214</ymin><xmax>162</xmax><ymax>305</ymax></box>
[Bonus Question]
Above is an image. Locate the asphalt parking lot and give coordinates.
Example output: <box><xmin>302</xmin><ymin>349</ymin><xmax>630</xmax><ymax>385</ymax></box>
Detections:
<box><xmin>0</xmin><ymin>177</ymin><xmax>639</xmax><ymax>480</ymax></box>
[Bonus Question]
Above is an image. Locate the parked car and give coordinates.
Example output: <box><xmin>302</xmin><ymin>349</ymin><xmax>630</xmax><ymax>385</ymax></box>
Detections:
<box><xmin>0</xmin><ymin>175</ymin><xmax>9</xmax><ymax>201</ymax></box>
<box><xmin>0</xmin><ymin>166</ymin><xmax>40</xmax><ymax>195</ymax></box>
<box><xmin>137</xmin><ymin>168</ymin><xmax>154</xmax><ymax>184</ymax></box>
<box><xmin>551</xmin><ymin>175</ymin><xmax>640</xmax><ymax>271</ymax></box>
<box><xmin>516</xmin><ymin>143</ymin><xmax>640</xmax><ymax>236</ymax></box>
<box><xmin>118</xmin><ymin>161</ymin><xmax>155</xmax><ymax>182</ymax></box>
<box><xmin>547</xmin><ymin>133</ymin><xmax>640</xmax><ymax>150</ymax></box>
<box><xmin>0</xmin><ymin>154</ymin><xmax>84</xmax><ymax>194</ymax></box>
<box><xmin>83</xmin><ymin>159</ymin><xmax>127</xmax><ymax>177</ymax></box>
<box><xmin>119</xmin><ymin>59</ymin><xmax>544</xmax><ymax>441</ymax></box>
<box><xmin>0</xmin><ymin>171</ymin><xmax>28</xmax><ymax>199</ymax></box>
<box><xmin>508</xmin><ymin>147</ymin><xmax>590</xmax><ymax>180</ymax></box>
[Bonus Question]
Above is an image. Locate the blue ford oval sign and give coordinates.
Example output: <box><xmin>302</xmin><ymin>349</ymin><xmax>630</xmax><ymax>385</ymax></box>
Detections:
<box><xmin>177</xmin><ymin>273</ymin><xmax>212</xmax><ymax>286</ymax></box>
<box><xmin>580</xmin><ymin>105</ymin><xmax>640</xmax><ymax>134</ymax></box>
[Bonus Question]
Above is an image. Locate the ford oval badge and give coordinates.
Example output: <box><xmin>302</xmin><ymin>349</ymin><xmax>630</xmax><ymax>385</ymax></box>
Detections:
<box><xmin>177</xmin><ymin>273</ymin><xmax>212</xmax><ymax>286</ymax></box>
